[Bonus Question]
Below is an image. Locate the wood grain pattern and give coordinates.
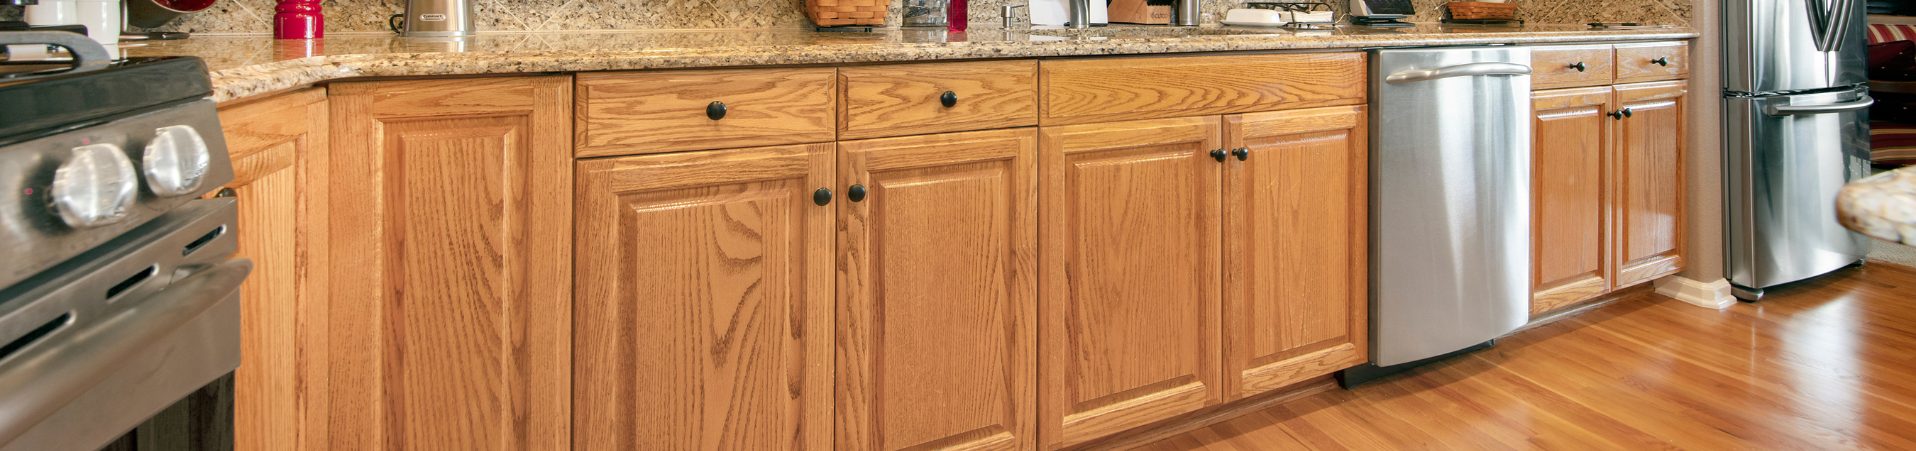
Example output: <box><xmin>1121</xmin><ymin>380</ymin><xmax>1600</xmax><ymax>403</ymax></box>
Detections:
<box><xmin>1530</xmin><ymin>45</ymin><xmax>1616</xmax><ymax>90</ymax></box>
<box><xmin>839</xmin><ymin>61</ymin><xmax>1039</xmax><ymax>140</ymax></box>
<box><xmin>1614</xmin><ymin>41</ymin><xmax>1690</xmax><ymax>83</ymax></box>
<box><xmin>1530</xmin><ymin>87</ymin><xmax>1615</xmax><ymax>316</ymax></box>
<box><xmin>837</xmin><ymin>129</ymin><xmax>1038</xmax><ymax>451</ymax></box>
<box><xmin>572</xmin><ymin>143</ymin><xmax>834</xmax><ymax>451</ymax></box>
<box><xmin>1220</xmin><ymin>106</ymin><xmax>1368</xmax><ymax>400</ymax></box>
<box><xmin>216</xmin><ymin>87</ymin><xmax>330</xmax><ymax>451</ymax></box>
<box><xmin>1613</xmin><ymin>81</ymin><xmax>1687</xmax><ymax>288</ymax></box>
<box><xmin>1039</xmin><ymin>53</ymin><xmax>1366</xmax><ymax>126</ymax></box>
<box><xmin>575</xmin><ymin>68</ymin><xmax>836</xmax><ymax>157</ymax></box>
<box><xmin>1142</xmin><ymin>264</ymin><xmax>1916</xmax><ymax>451</ymax></box>
<box><xmin>1039</xmin><ymin>117</ymin><xmax>1223</xmax><ymax>450</ymax></box>
<box><xmin>327</xmin><ymin>76</ymin><xmax>572</xmax><ymax>451</ymax></box>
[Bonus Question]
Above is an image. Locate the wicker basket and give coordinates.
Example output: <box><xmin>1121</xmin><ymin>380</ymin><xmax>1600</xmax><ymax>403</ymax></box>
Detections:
<box><xmin>804</xmin><ymin>0</ymin><xmax>887</xmax><ymax>27</ymax></box>
<box><xmin>1445</xmin><ymin>1</ymin><xmax>1519</xmax><ymax>20</ymax></box>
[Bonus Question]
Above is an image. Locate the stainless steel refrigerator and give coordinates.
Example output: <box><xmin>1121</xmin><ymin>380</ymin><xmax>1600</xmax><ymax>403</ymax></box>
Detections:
<box><xmin>1724</xmin><ymin>0</ymin><xmax>1876</xmax><ymax>300</ymax></box>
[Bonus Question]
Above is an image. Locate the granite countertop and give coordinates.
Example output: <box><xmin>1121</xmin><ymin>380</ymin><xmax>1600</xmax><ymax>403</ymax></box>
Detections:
<box><xmin>1839</xmin><ymin>167</ymin><xmax>1916</xmax><ymax>246</ymax></box>
<box><xmin>110</xmin><ymin>23</ymin><xmax>1697</xmax><ymax>103</ymax></box>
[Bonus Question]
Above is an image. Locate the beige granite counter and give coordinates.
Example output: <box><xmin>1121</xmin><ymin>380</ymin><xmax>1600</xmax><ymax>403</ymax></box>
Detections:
<box><xmin>110</xmin><ymin>23</ymin><xmax>1697</xmax><ymax>104</ymax></box>
<box><xmin>1840</xmin><ymin>167</ymin><xmax>1916</xmax><ymax>246</ymax></box>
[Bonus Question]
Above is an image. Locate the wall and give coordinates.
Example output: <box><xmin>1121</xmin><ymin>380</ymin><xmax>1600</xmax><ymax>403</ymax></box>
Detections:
<box><xmin>1680</xmin><ymin>0</ymin><xmax>1723</xmax><ymax>285</ymax></box>
<box><xmin>1</xmin><ymin>0</ymin><xmax>1690</xmax><ymax>34</ymax></box>
<box><xmin>1873</xmin><ymin>241</ymin><xmax>1916</xmax><ymax>269</ymax></box>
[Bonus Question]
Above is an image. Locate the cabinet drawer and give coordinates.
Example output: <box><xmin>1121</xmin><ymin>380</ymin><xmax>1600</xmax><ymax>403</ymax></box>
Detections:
<box><xmin>1040</xmin><ymin>52</ymin><xmax>1366</xmax><ymax>125</ymax></box>
<box><xmin>839</xmin><ymin>60</ymin><xmax>1038</xmax><ymax>139</ymax></box>
<box><xmin>575</xmin><ymin>68</ymin><xmax>836</xmax><ymax>157</ymax></box>
<box><xmin>1614</xmin><ymin>41</ymin><xmax>1689</xmax><ymax>83</ymax></box>
<box><xmin>1530</xmin><ymin>44</ymin><xmax>1615</xmax><ymax>89</ymax></box>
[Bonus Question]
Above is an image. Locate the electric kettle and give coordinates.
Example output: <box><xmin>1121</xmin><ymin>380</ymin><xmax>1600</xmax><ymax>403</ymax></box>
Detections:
<box><xmin>388</xmin><ymin>0</ymin><xmax>473</xmax><ymax>37</ymax></box>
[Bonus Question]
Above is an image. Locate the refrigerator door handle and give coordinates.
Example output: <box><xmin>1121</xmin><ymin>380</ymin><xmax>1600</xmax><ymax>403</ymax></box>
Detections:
<box><xmin>1764</xmin><ymin>95</ymin><xmax>1875</xmax><ymax>116</ymax></box>
<box><xmin>1820</xmin><ymin>0</ymin><xmax>1855</xmax><ymax>52</ymax></box>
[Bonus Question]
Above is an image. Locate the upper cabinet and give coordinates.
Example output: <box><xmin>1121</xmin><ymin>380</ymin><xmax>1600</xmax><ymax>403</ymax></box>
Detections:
<box><xmin>325</xmin><ymin>76</ymin><xmax>574</xmax><ymax>451</ymax></box>
<box><xmin>216</xmin><ymin>87</ymin><xmax>330</xmax><ymax>451</ymax></box>
<box><xmin>1221</xmin><ymin>106</ymin><xmax>1369</xmax><ymax>400</ymax></box>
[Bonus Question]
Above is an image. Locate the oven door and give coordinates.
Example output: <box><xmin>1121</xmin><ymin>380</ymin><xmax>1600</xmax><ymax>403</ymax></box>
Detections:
<box><xmin>0</xmin><ymin>199</ymin><xmax>245</xmax><ymax>451</ymax></box>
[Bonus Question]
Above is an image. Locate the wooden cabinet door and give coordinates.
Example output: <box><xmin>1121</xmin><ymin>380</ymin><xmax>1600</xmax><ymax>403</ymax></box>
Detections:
<box><xmin>837</xmin><ymin>129</ymin><xmax>1038</xmax><ymax>451</ymax></box>
<box><xmin>1613</xmin><ymin>81</ymin><xmax>1687</xmax><ymax>288</ymax></box>
<box><xmin>216</xmin><ymin>88</ymin><xmax>329</xmax><ymax>451</ymax></box>
<box><xmin>1038</xmin><ymin>117</ymin><xmax>1222</xmax><ymax>450</ymax></box>
<box><xmin>1530</xmin><ymin>87</ymin><xmax>1615</xmax><ymax>315</ymax></box>
<box><xmin>1220</xmin><ymin>106</ymin><xmax>1367</xmax><ymax>400</ymax></box>
<box><xmin>573</xmin><ymin>144</ymin><xmax>834</xmax><ymax>451</ymax></box>
<box><xmin>327</xmin><ymin>77</ymin><xmax>572</xmax><ymax>451</ymax></box>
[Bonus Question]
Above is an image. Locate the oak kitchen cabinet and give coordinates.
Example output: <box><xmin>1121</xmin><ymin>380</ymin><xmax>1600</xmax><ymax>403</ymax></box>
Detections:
<box><xmin>214</xmin><ymin>87</ymin><xmax>330</xmax><ymax>451</ymax></box>
<box><xmin>326</xmin><ymin>76</ymin><xmax>574</xmax><ymax>451</ymax></box>
<box><xmin>1529</xmin><ymin>44</ymin><xmax>1689</xmax><ymax>315</ymax></box>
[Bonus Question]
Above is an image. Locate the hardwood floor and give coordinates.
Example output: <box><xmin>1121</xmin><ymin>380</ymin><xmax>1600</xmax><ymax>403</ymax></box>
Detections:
<box><xmin>1138</xmin><ymin>263</ymin><xmax>1916</xmax><ymax>450</ymax></box>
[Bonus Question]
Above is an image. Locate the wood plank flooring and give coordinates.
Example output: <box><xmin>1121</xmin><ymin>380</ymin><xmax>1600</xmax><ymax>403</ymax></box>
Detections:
<box><xmin>1139</xmin><ymin>263</ymin><xmax>1916</xmax><ymax>450</ymax></box>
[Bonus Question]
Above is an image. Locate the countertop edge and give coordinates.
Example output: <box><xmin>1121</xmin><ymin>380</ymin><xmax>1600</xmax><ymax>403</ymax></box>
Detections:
<box><xmin>205</xmin><ymin>29</ymin><xmax>1698</xmax><ymax>103</ymax></box>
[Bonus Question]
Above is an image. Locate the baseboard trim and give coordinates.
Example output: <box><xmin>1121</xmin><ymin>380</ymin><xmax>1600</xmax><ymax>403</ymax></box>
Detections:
<box><xmin>1654</xmin><ymin>275</ymin><xmax>1735</xmax><ymax>309</ymax></box>
<box><xmin>1068</xmin><ymin>377</ymin><xmax>1337</xmax><ymax>451</ymax></box>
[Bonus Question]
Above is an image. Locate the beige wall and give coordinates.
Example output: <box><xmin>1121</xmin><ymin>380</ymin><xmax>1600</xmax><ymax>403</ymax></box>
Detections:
<box><xmin>1681</xmin><ymin>0</ymin><xmax>1724</xmax><ymax>284</ymax></box>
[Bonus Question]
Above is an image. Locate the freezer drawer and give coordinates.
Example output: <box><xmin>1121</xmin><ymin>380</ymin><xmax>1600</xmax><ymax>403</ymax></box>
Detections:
<box><xmin>1369</xmin><ymin>47</ymin><xmax>1532</xmax><ymax>367</ymax></box>
<box><xmin>1724</xmin><ymin>86</ymin><xmax>1874</xmax><ymax>292</ymax></box>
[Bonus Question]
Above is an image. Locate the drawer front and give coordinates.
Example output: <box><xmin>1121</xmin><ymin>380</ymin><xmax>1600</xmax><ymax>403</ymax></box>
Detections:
<box><xmin>575</xmin><ymin>68</ymin><xmax>836</xmax><ymax>157</ymax></box>
<box><xmin>1614</xmin><ymin>41</ymin><xmax>1690</xmax><ymax>83</ymax></box>
<box><xmin>1530</xmin><ymin>45</ymin><xmax>1615</xmax><ymax>89</ymax></box>
<box><xmin>1041</xmin><ymin>52</ymin><xmax>1367</xmax><ymax>125</ymax></box>
<box><xmin>840</xmin><ymin>60</ymin><xmax>1038</xmax><ymax>139</ymax></box>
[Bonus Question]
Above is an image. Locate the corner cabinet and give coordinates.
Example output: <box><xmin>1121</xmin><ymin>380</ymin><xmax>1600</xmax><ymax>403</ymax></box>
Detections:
<box><xmin>1528</xmin><ymin>43</ymin><xmax>1689</xmax><ymax>315</ymax></box>
<box><xmin>325</xmin><ymin>76</ymin><xmax>574</xmax><ymax>451</ymax></box>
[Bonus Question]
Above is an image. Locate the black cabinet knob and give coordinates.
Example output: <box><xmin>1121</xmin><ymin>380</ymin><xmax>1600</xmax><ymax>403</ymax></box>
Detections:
<box><xmin>1569</xmin><ymin>62</ymin><xmax>1587</xmax><ymax>72</ymax></box>
<box><xmin>940</xmin><ymin>91</ymin><xmax>957</xmax><ymax>108</ymax></box>
<box><xmin>214</xmin><ymin>187</ymin><xmax>236</xmax><ymax>198</ymax></box>
<box><xmin>1651</xmin><ymin>57</ymin><xmax>1669</xmax><ymax>67</ymax></box>
<box><xmin>813</xmin><ymin>188</ymin><xmax>832</xmax><ymax>206</ymax></box>
<box><xmin>1609</xmin><ymin>110</ymin><xmax>1625</xmax><ymax>120</ymax></box>
<box><xmin>1622</xmin><ymin>108</ymin><xmax>1634</xmax><ymax>118</ymax></box>
<box><xmin>1210</xmin><ymin>149</ymin><xmax>1227</xmax><ymax>162</ymax></box>
<box><xmin>707</xmin><ymin>101</ymin><xmax>727</xmax><ymax>120</ymax></box>
<box><xmin>1232</xmin><ymin>147</ymin><xmax>1249</xmax><ymax>161</ymax></box>
<box><xmin>848</xmin><ymin>184</ymin><xmax>867</xmax><ymax>202</ymax></box>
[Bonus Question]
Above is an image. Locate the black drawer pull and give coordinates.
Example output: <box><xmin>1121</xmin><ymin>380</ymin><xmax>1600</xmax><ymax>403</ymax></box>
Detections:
<box><xmin>707</xmin><ymin>101</ymin><xmax>727</xmax><ymax>120</ymax></box>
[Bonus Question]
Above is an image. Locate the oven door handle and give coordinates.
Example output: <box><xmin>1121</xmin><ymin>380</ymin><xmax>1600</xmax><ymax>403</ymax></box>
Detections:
<box><xmin>1384</xmin><ymin>62</ymin><xmax>1534</xmax><ymax>84</ymax></box>
<box><xmin>0</xmin><ymin>259</ymin><xmax>251</xmax><ymax>447</ymax></box>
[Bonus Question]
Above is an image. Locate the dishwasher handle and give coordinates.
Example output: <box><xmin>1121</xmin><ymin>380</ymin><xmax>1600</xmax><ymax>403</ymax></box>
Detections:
<box><xmin>1764</xmin><ymin>95</ymin><xmax>1875</xmax><ymax>116</ymax></box>
<box><xmin>1385</xmin><ymin>62</ymin><xmax>1534</xmax><ymax>84</ymax></box>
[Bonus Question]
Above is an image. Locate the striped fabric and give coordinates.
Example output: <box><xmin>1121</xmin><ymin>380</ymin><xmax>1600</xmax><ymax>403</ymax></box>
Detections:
<box><xmin>1871</xmin><ymin>121</ymin><xmax>1916</xmax><ymax>165</ymax></box>
<box><xmin>1871</xmin><ymin>24</ymin><xmax>1916</xmax><ymax>45</ymax></box>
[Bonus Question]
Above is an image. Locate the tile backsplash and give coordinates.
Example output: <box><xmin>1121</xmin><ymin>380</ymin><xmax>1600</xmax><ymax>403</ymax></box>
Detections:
<box><xmin>0</xmin><ymin>0</ymin><xmax>1689</xmax><ymax>35</ymax></box>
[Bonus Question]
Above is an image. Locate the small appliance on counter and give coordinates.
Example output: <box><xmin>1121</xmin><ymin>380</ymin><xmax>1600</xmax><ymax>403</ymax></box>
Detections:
<box><xmin>1030</xmin><ymin>0</ymin><xmax>1106</xmax><ymax>27</ymax></box>
<box><xmin>1221</xmin><ymin>2</ymin><xmax>1335</xmax><ymax>28</ymax></box>
<box><xmin>0</xmin><ymin>30</ymin><xmax>246</xmax><ymax>451</ymax></box>
<box><xmin>390</xmin><ymin>0</ymin><xmax>475</xmax><ymax>37</ymax></box>
<box><xmin>1350</xmin><ymin>0</ymin><xmax>1412</xmax><ymax>26</ymax></box>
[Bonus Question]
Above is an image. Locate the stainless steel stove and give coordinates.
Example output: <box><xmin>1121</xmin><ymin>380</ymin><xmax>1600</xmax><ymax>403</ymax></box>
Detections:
<box><xmin>0</xmin><ymin>30</ymin><xmax>243</xmax><ymax>451</ymax></box>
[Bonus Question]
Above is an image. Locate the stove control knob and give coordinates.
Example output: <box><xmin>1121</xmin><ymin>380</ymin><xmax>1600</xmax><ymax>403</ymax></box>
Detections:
<box><xmin>143</xmin><ymin>125</ymin><xmax>211</xmax><ymax>197</ymax></box>
<box><xmin>51</xmin><ymin>143</ymin><xmax>139</xmax><ymax>228</ymax></box>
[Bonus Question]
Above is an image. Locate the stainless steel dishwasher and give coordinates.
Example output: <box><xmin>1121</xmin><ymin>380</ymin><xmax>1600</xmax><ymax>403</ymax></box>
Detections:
<box><xmin>1340</xmin><ymin>46</ymin><xmax>1533</xmax><ymax>387</ymax></box>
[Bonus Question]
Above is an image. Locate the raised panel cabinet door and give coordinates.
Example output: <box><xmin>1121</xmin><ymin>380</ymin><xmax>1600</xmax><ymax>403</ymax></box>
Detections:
<box><xmin>327</xmin><ymin>77</ymin><xmax>572</xmax><ymax>451</ymax></box>
<box><xmin>837</xmin><ymin>129</ymin><xmax>1038</xmax><ymax>451</ymax></box>
<box><xmin>1613</xmin><ymin>81</ymin><xmax>1688</xmax><ymax>288</ymax></box>
<box><xmin>215</xmin><ymin>87</ymin><xmax>330</xmax><ymax>451</ymax></box>
<box><xmin>1039</xmin><ymin>117</ymin><xmax>1223</xmax><ymax>450</ymax></box>
<box><xmin>573</xmin><ymin>144</ymin><xmax>834</xmax><ymax>451</ymax></box>
<box><xmin>1530</xmin><ymin>87</ymin><xmax>1615</xmax><ymax>315</ymax></box>
<box><xmin>1220</xmin><ymin>106</ymin><xmax>1368</xmax><ymax>400</ymax></box>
